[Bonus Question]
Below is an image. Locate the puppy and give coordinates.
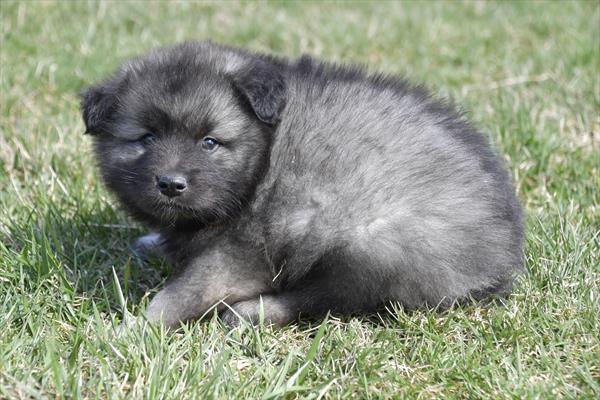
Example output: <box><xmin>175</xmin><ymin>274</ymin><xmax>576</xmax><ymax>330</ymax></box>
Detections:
<box><xmin>81</xmin><ymin>41</ymin><xmax>524</xmax><ymax>328</ymax></box>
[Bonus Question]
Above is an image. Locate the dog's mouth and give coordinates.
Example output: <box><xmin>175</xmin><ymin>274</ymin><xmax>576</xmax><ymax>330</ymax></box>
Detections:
<box><xmin>154</xmin><ymin>198</ymin><xmax>200</xmax><ymax>215</ymax></box>
<box><xmin>147</xmin><ymin>201</ymin><xmax>208</xmax><ymax>230</ymax></box>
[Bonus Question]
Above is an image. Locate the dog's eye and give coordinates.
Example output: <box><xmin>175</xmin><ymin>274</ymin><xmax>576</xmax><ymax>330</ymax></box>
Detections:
<box><xmin>201</xmin><ymin>137</ymin><xmax>219</xmax><ymax>151</ymax></box>
<box><xmin>140</xmin><ymin>133</ymin><xmax>156</xmax><ymax>145</ymax></box>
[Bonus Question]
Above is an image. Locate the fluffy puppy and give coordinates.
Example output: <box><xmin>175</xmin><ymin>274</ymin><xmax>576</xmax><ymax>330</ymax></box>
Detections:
<box><xmin>81</xmin><ymin>41</ymin><xmax>524</xmax><ymax>328</ymax></box>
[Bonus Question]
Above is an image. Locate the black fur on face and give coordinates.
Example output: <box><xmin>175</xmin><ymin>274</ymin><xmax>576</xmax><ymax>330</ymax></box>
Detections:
<box><xmin>80</xmin><ymin>42</ymin><xmax>286</xmax><ymax>230</ymax></box>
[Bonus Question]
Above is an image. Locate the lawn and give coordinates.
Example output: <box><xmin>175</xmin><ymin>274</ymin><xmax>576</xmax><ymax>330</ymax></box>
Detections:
<box><xmin>0</xmin><ymin>1</ymin><xmax>598</xmax><ymax>398</ymax></box>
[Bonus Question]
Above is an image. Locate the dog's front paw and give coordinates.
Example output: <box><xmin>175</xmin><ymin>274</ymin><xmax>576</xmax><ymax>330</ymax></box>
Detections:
<box><xmin>221</xmin><ymin>296</ymin><xmax>295</xmax><ymax>328</ymax></box>
<box><xmin>221</xmin><ymin>299</ymin><xmax>263</xmax><ymax>328</ymax></box>
<box><xmin>132</xmin><ymin>232</ymin><xmax>166</xmax><ymax>260</ymax></box>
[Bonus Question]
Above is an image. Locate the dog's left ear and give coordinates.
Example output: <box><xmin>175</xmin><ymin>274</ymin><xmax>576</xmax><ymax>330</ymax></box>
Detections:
<box><xmin>80</xmin><ymin>83</ymin><xmax>117</xmax><ymax>134</ymax></box>
<box><xmin>231</xmin><ymin>59</ymin><xmax>287</xmax><ymax>125</ymax></box>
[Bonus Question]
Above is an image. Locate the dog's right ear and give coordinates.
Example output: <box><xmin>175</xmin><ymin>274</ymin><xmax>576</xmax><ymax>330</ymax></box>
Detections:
<box><xmin>230</xmin><ymin>59</ymin><xmax>287</xmax><ymax>126</ymax></box>
<box><xmin>80</xmin><ymin>83</ymin><xmax>117</xmax><ymax>135</ymax></box>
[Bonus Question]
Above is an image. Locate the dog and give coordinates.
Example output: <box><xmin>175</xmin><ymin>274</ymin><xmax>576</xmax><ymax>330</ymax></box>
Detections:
<box><xmin>80</xmin><ymin>41</ymin><xmax>524</xmax><ymax>328</ymax></box>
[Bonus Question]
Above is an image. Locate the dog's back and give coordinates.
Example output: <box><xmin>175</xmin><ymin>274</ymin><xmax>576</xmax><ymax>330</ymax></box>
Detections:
<box><xmin>251</xmin><ymin>58</ymin><xmax>524</xmax><ymax>310</ymax></box>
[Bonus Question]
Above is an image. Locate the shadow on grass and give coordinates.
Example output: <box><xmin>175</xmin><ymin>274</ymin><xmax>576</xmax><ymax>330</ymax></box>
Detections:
<box><xmin>2</xmin><ymin>200</ymin><xmax>168</xmax><ymax>315</ymax></box>
<box><xmin>1</xmin><ymin>197</ymin><xmax>522</xmax><ymax>331</ymax></box>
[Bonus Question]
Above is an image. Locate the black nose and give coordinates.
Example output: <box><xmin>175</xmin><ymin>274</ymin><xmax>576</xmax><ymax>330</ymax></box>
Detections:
<box><xmin>156</xmin><ymin>175</ymin><xmax>187</xmax><ymax>197</ymax></box>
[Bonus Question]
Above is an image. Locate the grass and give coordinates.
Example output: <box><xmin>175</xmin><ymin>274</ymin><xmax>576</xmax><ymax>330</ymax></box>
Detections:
<box><xmin>1</xmin><ymin>0</ymin><xmax>598</xmax><ymax>398</ymax></box>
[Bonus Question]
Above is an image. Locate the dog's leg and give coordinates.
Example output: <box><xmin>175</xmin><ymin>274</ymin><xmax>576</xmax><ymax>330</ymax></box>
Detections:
<box><xmin>221</xmin><ymin>249</ymin><xmax>391</xmax><ymax>327</ymax></box>
<box><xmin>132</xmin><ymin>239</ymin><xmax>272</xmax><ymax>329</ymax></box>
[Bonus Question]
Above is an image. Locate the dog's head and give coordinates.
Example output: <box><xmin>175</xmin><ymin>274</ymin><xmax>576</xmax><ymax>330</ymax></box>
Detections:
<box><xmin>81</xmin><ymin>42</ymin><xmax>286</xmax><ymax>229</ymax></box>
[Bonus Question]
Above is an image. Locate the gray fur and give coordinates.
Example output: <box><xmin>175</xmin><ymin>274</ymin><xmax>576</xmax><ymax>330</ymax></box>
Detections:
<box><xmin>81</xmin><ymin>41</ymin><xmax>524</xmax><ymax>328</ymax></box>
